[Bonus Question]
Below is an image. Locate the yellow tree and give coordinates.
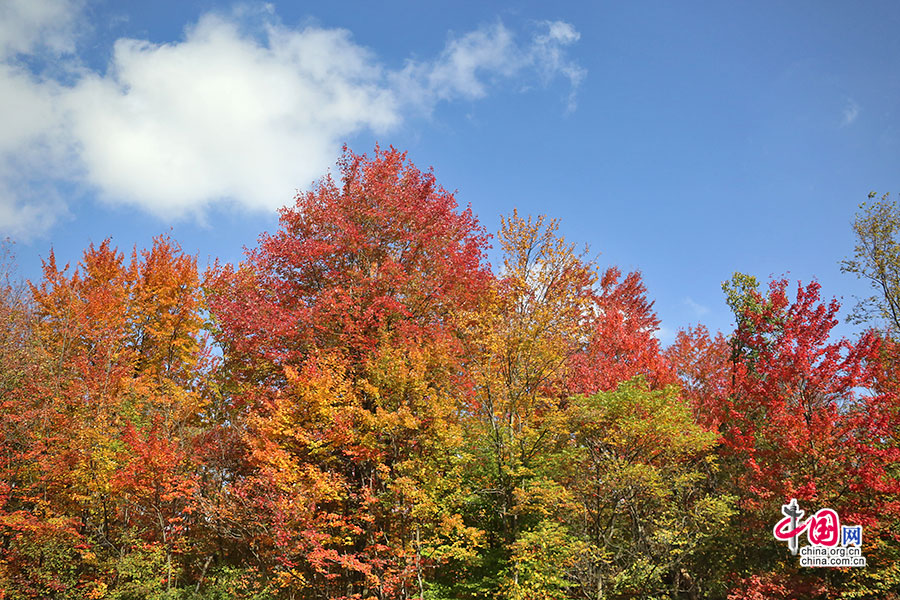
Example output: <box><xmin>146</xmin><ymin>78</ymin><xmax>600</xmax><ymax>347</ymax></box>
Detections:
<box><xmin>455</xmin><ymin>210</ymin><xmax>597</xmax><ymax>597</ymax></box>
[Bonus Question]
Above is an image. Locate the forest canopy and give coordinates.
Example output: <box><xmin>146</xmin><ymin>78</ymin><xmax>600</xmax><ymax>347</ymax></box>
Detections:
<box><xmin>1</xmin><ymin>147</ymin><xmax>899</xmax><ymax>600</ymax></box>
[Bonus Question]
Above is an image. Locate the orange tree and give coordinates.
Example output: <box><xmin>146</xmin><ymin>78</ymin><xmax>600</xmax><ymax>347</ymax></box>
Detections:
<box><xmin>0</xmin><ymin>236</ymin><xmax>209</xmax><ymax>599</ymax></box>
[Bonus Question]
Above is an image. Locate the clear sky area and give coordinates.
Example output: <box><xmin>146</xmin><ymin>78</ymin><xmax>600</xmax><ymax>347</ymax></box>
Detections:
<box><xmin>3</xmin><ymin>0</ymin><xmax>899</xmax><ymax>343</ymax></box>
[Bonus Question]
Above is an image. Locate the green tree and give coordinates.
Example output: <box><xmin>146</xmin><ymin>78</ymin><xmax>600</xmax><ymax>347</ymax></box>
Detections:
<box><xmin>841</xmin><ymin>191</ymin><xmax>900</xmax><ymax>335</ymax></box>
<box><xmin>566</xmin><ymin>380</ymin><xmax>734</xmax><ymax>600</ymax></box>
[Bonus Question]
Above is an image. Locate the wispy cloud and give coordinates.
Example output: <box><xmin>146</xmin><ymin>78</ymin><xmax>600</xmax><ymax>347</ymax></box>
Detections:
<box><xmin>392</xmin><ymin>20</ymin><xmax>585</xmax><ymax>112</ymax></box>
<box><xmin>0</xmin><ymin>2</ymin><xmax>585</xmax><ymax>238</ymax></box>
<box><xmin>684</xmin><ymin>296</ymin><xmax>710</xmax><ymax>317</ymax></box>
<box><xmin>842</xmin><ymin>99</ymin><xmax>860</xmax><ymax>126</ymax></box>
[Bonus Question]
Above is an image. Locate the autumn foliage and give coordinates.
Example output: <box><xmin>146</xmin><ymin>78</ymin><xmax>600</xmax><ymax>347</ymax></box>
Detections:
<box><xmin>1</xmin><ymin>148</ymin><xmax>899</xmax><ymax>599</ymax></box>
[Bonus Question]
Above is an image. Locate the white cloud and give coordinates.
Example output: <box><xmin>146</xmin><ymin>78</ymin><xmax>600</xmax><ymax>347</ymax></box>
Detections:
<box><xmin>0</xmin><ymin>3</ymin><xmax>585</xmax><ymax>237</ymax></box>
<box><xmin>842</xmin><ymin>99</ymin><xmax>859</xmax><ymax>126</ymax></box>
<box><xmin>64</xmin><ymin>15</ymin><xmax>400</xmax><ymax>217</ymax></box>
<box><xmin>0</xmin><ymin>0</ymin><xmax>82</xmax><ymax>58</ymax></box>
<box><xmin>0</xmin><ymin>60</ymin><xmax>72</xmax><ymax>236</ymax></box>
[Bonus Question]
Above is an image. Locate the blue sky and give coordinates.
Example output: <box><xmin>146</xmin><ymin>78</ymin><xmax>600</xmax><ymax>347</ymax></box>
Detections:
<box><xmin>2</xmin><ymin>0</ymin><xmax>900</xmax><ymax>343</ymax></box>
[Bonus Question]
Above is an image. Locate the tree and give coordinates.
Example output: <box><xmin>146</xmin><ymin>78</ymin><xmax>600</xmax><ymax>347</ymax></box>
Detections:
<box><xmin>0</xmin><ymin>235</ymin><xmax>210</xmax><ymax>598</ymax></box>
<box><xmin>206</xmin><ymin>145</ymin><xmax>492</xmax><ymax>598</ymax></box>
<box><xmin>0</xmin><ymin>241</ymin><xmax>86</xmax><ymax>598</ymax></box>
<box><xmin>841</xmin><ymin>191</ymin><xmax>900</xmax><ymax>336</ymax></box>
<box><xmin>568</xmin><ymin>266</ymin><xmax>674</xmax><ymax>395</ymax></box>
<box><xmin>439</xmin><ymin>211</ymin><xmax>596</xmax><ymax>597</ymax></box>
<box><xmin>714</xmin><ymin>274</ymin><xmax>900</xmax><ymax>598</ymax></box>
<box><xmin>565</xmin><ymin>380</ymin><xmax>733</xmax><ymax>600</ymax></box>
<box><xmin>665</xmin><ymin>324</ymin><xmax>731</xmax><ymax>429</ymax></box>
<box><xmin>439</xmin><ymin>210</ymin><xmax>693</xmax><ymax>598</ymax></box>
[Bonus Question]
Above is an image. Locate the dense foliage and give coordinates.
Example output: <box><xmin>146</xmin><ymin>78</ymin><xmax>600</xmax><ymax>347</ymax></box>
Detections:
<box><xmin>1</xmin><ymin>148</ymin><xmax>898</xmax><ymax>599</ymax></box>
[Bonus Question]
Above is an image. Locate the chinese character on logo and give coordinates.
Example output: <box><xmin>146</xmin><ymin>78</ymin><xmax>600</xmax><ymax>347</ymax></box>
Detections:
<box><xmin>806</xmin><ymin>508</ymin><xmax>840</xmax><ymax>547</ymax></box>
<box><xmin>773</xmin><ymin>498</ymin><xmax>805</xmax><ymax>555</ymax></box>
<box><xmin>842</xmin><ymin>525</ymin><xmax>863</xmax><ymax>547</ymax></box>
